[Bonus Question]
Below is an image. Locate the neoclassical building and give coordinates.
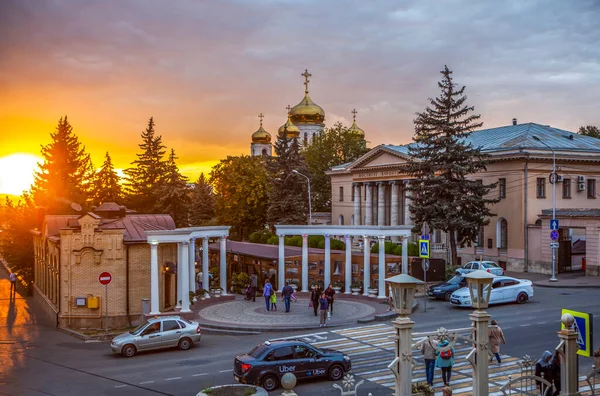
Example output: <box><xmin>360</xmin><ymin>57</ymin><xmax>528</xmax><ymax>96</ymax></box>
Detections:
<box><xmin>329</xmin><ymin>121</ymin><xmax>600</xmax><ymax>276</ymax></box>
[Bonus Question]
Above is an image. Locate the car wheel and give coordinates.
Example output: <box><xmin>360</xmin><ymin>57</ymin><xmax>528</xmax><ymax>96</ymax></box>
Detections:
<box><xmin>261</xmin><ymin>374</ymin><xmax>278</xmax><ymax>391</ymax></box>
<box><xmin>328</xmin><ymin>364</ymin><xmax>344</xmax><ymax>381</ymax></box>
<box><xmin>444</xmin><ymin>292</ymin><xmax>452</xmax><ymax>301</ymax></box>
<box><xmin>121</xmin><ymin>344</ymin><xmax>137</xmax><ymax>358</ymax></box>
<box><xmin>516</xmin><ymin>292</ymin><xmax>528</xmax><ymax>304</ymax></box>
<box><xmin>178</xmin><ymin>337</ymin><xmax>192</xmax><ymax>350</ymax></box>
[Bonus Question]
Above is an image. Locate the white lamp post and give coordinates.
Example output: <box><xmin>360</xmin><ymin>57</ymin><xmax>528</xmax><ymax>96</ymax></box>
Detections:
<box><xmin>292</xmin><ymin>170</ymin><xmax>312</xmax><ymax>225</ymax></box>
<box><xmin>464</xmin><ymin>270</ymin><xmax>495</xmax><ymax>396</ymax></box>
<box><xmin>386</xmin><ymin>274</ymin><xmax>424</xmax><ymax>396</ymax></box>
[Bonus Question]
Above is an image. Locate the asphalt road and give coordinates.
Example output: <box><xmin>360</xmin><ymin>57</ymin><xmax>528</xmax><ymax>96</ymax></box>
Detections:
<box><xmin>2</xmin><ymin>286</ymin><xmax>599</xmax><ymax>396</ymax></box>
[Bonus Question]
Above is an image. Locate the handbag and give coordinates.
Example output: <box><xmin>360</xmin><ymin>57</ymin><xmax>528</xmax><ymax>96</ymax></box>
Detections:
<box><xmin>309</xmin><ymin>301</ymin><xmax>313</xmax><ymax>308</ymax></box>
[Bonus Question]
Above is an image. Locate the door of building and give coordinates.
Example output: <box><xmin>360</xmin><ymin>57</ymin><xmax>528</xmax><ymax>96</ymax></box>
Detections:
<box><xmin>558</xmin><ymin>228</ymin><xmax>572</xmax><ymax>273</ymax></box>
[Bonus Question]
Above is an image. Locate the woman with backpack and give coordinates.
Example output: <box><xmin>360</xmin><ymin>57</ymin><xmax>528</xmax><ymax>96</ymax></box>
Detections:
<box><xmin>436</xmin><ymin>339</ymin><xmax>455</xmax><ymax>386</ymax></box>
<box><xmin>262</xmin><ymin>280</ymin><xmax>274</xmax><ymax>311</ymax></box>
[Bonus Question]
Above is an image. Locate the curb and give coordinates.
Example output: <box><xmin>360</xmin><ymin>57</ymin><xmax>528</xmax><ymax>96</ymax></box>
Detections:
<box><xmin>58</xmin><ymin>327</ymin><xmax>124</xmax><ymax>341</ymax></box>
<box><xmin>533</xmin><ymin>281</ymin><xmax>600</xmax><ymax>289</ymax></box>
<box><xmin>198</xmin><ymin>320</ymin><xmax>356</xmax><ymax>334</ymax></box>
<box><xmin>357</xmin><ymin>298</ymin><xmax>418</xmax><ymax>324</ymax></box>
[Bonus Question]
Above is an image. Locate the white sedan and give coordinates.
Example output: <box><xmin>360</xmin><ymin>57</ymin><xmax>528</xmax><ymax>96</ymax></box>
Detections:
<box><xmin>449</xmin><ymin>276</ymin><xmax>533</xmax><ymax>307</ymax></box>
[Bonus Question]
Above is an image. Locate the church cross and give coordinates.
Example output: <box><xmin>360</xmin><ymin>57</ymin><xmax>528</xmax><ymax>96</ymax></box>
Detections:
<box><xmin>301</xmin><ymin>69</ymin><xmax>312</xmax><ymax>94</ymax></box>
<box><xmin>351</xmin><ymin>108</ymin><xmax>358</xmax><ymax>122</ymax></box>
<box><xmin>258</xmin><ymin>113</ymin><xmax>264</xmax><ymax>127</ymax></box>
<box><xmin>286</xmin><ymin>105</ymin><xmax>292</xmax><ymax>114</ymax></box>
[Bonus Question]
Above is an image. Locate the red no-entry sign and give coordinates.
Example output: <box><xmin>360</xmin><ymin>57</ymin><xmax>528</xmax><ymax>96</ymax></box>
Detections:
<box><xmin>99</xmin><ymin>272</ymin><xmax>112</xmax><ymax>285</ymax></box>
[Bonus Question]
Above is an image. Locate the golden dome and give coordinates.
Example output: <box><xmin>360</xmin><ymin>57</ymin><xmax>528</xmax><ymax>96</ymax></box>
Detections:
<box><xmin>278</xmin><ymin>115</ymin><xmax>300</xmax><ymax>139</ymax></box>
<box><xmin>252</xmin><ymin>113</ymin><xmax>271</xmax><ymax>143</ymax></box>
<box><xmin>289</xmin><ymin>69</ymin><xmax>325</xmax><ymax>125</ymax></box>
<box><xmin>348</xmin><ymin>109</ymin><xmax>365</xmax><ymax>138</ymax></box>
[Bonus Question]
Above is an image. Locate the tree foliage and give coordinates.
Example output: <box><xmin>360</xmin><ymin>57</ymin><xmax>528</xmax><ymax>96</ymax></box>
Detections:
<box><xmin>92</xmin><ymin>152</ymin><xmax>122</xmax><ymax>205</ymax></box>
<box><xmin>303</xmin><ymin>122</ymin><xmax>369</xmax><ymax>212</ymax></box>
<box><xmin>154</xmin><ymin>149</ymin><xmax>191</xmax><ymax>227</ymax></box>
<box><xmin>404</xmin><ymin>66</ymin><xmax>499</xmax><ymax>266</ymax></box>
<box><xmin>210</xmin><ymin>155</ymin><xmax>270</xmax><ymax>240</ymax></box>
<box><xmin>30</xmin><ymin>116</ymin><xmax>94</xmax><ymax>214</ymax></box>
<box><xmin>578</xmin><ymin>125</ymin><xmax>600</xmax><ymax>139</ymax></box>
<box><xmin>0</xmin><ymin>195</ymin><xmax>38</xmax><ymax>281</ymax></box>
<box><xmin>189</xmin><ymin>173</ymin><xmax>215</xmax><ymax>226</ymax></box>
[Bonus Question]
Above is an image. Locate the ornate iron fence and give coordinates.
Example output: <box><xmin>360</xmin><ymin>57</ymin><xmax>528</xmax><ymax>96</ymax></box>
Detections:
<box><xmin>585</xmin><ymin>365</ymin><xmax>600</xmax><ymax>395</ymax></box>
<box><xmin>499</xmin><ymin>355</ymin><xmax>553</xmax><ymax>395</ymax></box>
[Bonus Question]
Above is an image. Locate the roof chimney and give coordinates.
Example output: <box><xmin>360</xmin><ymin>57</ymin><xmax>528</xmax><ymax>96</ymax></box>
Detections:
<box><xmin>512</xmin><ymin>118</ymin><xmax>517</xmax><ymax>126</ymax></box>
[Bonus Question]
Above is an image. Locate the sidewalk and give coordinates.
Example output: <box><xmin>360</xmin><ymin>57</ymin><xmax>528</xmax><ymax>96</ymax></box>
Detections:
<box><xmin>506</xmin><ymin>270</ymin><xmax>600</xmax><ymax>289</ymax></box>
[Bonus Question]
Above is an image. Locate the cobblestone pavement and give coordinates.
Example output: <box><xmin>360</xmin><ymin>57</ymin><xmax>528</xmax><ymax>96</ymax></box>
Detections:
<box><xmin>198</xmin><ymin>297</ymin><xmax>377</xmax><ymax>327</ymax></box>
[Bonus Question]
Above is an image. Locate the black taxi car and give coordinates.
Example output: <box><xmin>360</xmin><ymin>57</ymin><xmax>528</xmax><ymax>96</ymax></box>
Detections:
<box><xmin>233</xmin><ymin>339</ymin><xmax>351</xmax><ymax>391</ymax></box>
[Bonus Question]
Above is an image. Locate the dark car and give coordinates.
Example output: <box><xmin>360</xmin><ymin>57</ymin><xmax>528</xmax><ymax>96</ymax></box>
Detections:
<box><xmin>233</xmin><ymin>339</ymin><xmax>351</xmax><ymax>391</ymax></box>
<box><xmin>427</xmin><ymin>274</ymin><xmax>467</xmax><ymax>301</ymax></box>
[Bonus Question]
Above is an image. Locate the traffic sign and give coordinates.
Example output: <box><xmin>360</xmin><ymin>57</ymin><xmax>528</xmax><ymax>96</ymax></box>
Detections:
<box><xmin>98</xmin><ymin>272</ymin><xmax>112</xmax><ymax>286</ymax></box>
<box><xmin>550</xmin><ymin>230</ymin><xmax>559</xmax><ymax>241</ymax></box>
<box><xmin>420</xmin><ymin>235</ymin><xmax>430</xmax><ymax>240</ymax></box>
<box><xmin>422</xmin><ymin>259</ymin><xmax>430</xmax><ymax>271</ymax></box>
<box><xmin>550</xmin><ymin>241</ymin><xmax>559</xmax><ymax>249</ymax></box>
<box><xmin>561</xmin><ymin>309</ymin><xmax>594</xmax><ymax>357</ymax></box>
<box><xmin>550</xmin><ymin>219</ymin><xmax>559</xmax><ymax>230</ymax></box>
<box><xmin>419</xmin><ymin>240</ymin><xmax>430</xmax><ymax>259</ymax></box>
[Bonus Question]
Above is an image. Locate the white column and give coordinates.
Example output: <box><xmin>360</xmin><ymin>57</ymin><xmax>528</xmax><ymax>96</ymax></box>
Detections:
<box><xmin>176</xmin><ymin>244</ymin><xmax>182</xmax><ymax>309</ymax></box>
<box><xmin>180</xmin><ymin>241</ymin><xmax>191</xmax><ymax>313</ymax></box>
<box><xmin>365</xmin><ymin>183</ymin><xmax>373</xmax><ymax>225</ymax></box>
<box><xmin>344</xmin><ymin>234</ymin><xmax>352</xmax><ymax>294</ymax></box>
<box><xmin>202</xmin><ymin>237</ymin><xmax>210</xmax><ymax>298</ymax></box>
<box><xmin>404</xmin><ymin>180</ymin><xmax>413</xmax><ymax>225</ymax></box>
<box><xmin>378</xmin><ymin>235</ymin><xmax>386</xmax><ymax>298</ymax></box>
<box><xmin>301</xmin><ymin>234</ymin><xmax>309</xmax><ymax>292</ymax></box>
<box><xmin>402</xmin><ymin>237</ymin><xmax>409</xmax><ymax>275</ymax></box>
<box><xmin>391</xmin><ymin>181</ymin><xmax>399</xmax><ymax>226</ymax></box>
<box><xmin>324</xmin><ymin>234</ymin><xmax>331</xmax><ymax>287</ymax></box>
<box><xmin>470</xmin><ymin>310</ymin><xmax>491</xmax><ymax>396</ymax></box>
<box><xmin>189</xmin><ymin>238</ymin><xmax>196</xmax><ymax>292</ymax></box>
<box><xmin>362</xmin><ymin>236</ymin><xmax>371</xmax><ymax>295</ymax></box>
<box><xmin>219</xmin><ymin>236</ymin><xmax>227</xmax><ymax>295</ymax></box>
<box><xmin>378</xmin><ymin>182</ymin><xmax>386</xmax><ymax>226</ymax></box>
<box><xmin>353</xmin><ymin>183</ymin><xmax>362</xmax><ymax>226</ymax></box>
<box><xmin>149</xmin><ymin>242</ymin><xmax>160</xmax><ymax>315</ymax></box>
<box><xmin>278</xmin><ymin>234</ymin><xmax>285</xmax><ymax>292</ymax></box>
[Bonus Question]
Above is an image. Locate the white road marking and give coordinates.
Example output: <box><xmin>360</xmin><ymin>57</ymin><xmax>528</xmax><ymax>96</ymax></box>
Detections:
<box><xmin>139</xmin><ymin>381</ymin><xmax>154</xmax><ymax>384</ymax></box>
<box><xmin>114</xmin><ymin>385</ymin><xmax>127</xmax><ymax>388</ymax></box>
<box><xmin>219</xmin><ymin>369</ymin><xmax>233</xmax><ymax>373</ymax></box>
<box><xmin>165</xmin><ymin>377</ymin><xmax>181</xmax><ymax>381</ymax></box>
<box><xmin>537</xmin><ymin>321</ymin><xmax>547</xmax><ymax>324</ymax></box>
<box><xmin>520</xmin><ymin>324</ymin><xmax>530</xmax><ymax>327</ymax></box>
<box><xmin>193</xmin><ymin>373</ymin><xmax>208</xmax><ymax>377</ymax></box>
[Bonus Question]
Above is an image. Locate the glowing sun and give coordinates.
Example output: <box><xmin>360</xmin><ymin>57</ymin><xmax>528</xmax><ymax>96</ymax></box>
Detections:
<box><xmin>0</xmin><ymin>153</ymin><xmax>41</xmax><ymax>196</ymax></box>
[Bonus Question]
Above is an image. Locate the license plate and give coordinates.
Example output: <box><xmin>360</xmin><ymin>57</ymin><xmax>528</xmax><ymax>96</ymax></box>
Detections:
<box><xmin>234</xmin><ymin>375</ymin><xmax>240</xmax><ymax>382</ymax></box>
<box><xmin>451</xmin><ymin>299</ymin><xmax>460</xmax><ymax>304</ymax></box>
<box><xmin>427</xmin><ymin>291</ymin><xmax>433</xmax><ymax>296</ymax></box>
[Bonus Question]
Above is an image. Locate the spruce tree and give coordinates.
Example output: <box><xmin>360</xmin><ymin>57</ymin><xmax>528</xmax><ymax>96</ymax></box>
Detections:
<box><xmin>189</xmin><ymin>173</ymin><xmax>215</xmax><ymax>226</ymax></box>
<box><xmin>31</xmin><ymin>116</ymin><xmax>93</xmax><ymax>214</ymax></box>
<box><xmin>405</xmin><ymin>66</ymin><xmax>499</xmax><ymax>266</ymax></box>
<box><xmin>578</xmin><ymin>125</ymin><xmax>600</xmax><ymax>139</ymax></box>
<box><xmin>123</xmin><ymin>117</ymin><xmax>168</xmax><ymax>212</ymax></box>
<box><xmin>268</xmin><ymin>132</ymin><xmax>309</xmax><ymax>225</ymax></box>
<box><xmin>154</xmin><ymin>149</ymin><xmax>191</xmax><ymax>227</ymax></box>
<box><xmin>93</xmin><ymin>152</ymin><xmax>122</xmax><ymax>205</ymax></box>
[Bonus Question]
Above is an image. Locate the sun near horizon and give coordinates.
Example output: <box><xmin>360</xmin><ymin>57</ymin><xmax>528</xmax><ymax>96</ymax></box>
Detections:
<box><xmin>0</xmin><ymin>153</ymin><xmax>41</xmax><ymax>197</ymax></box>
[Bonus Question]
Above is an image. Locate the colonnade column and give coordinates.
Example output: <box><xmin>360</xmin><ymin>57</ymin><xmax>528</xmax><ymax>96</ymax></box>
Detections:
<box><xmin>378</xmin><ymin>235</ymin><xmax>386</xmax><ymax>298</ymax></box>
<box><xmin>344</xmin><ymin>234</ymin><xmax>352</xmax><ymax>294</ymax></box>
<box><xmin>324</xmin><ymin>235</ymin><xmax>331</xmax><ymax>288</ymax></box>
<box><xmin>176</xmin><ymin>244</ymin><xmax>182</xmax><ymax>309</ymax></box>
<box><xmin>391</xmin><ymin>181</ymin><xmax>399</xmax><ymax>226</ymax></box>
<box><xmin>404</xmin><ymin>180</ymin><xmax>413</xmax><ymax>225</ymax></box>
<box><xmin>189</xmin><ymin>238</ymin><xmax>196</xmax><ymax>293</ymax></box>
<box><xmin>353</xmin><ymin>183</ymin><xmax>362</xmax><ymax>226</ymax></box>
<box><xmin>278</xmin><ymin>234</ymin><xmax>285</xmax><ymax>291</ymax></box>
<box><xmin>362</xmin><ymin>236</ymin><xmax>371</xmax><ymax>295</ymax></box>
<box><xmin>402</xmin><ymin>237</ymin><xmax>409</xmax><ymax>275</ymax></box>
<box><xmin>180</xmin><ymin>241</ymin><xmax>191</xmax><ymax>312</ymax></box>
<box><xmin>301</xmin><ymin>234</ymin><xmax>309</xmax><ymax>292</ymax></box>
<box><xmin>149</xmin><ymin>242</ymin><xmax>160</xmax><ymax>315</ymax></box>
<box><xmin>202</xmin><ymin>237</ymin><xmax>210</xmax><ymax>298</ymax></box>
<box><xmin>219</xmin><ymin>236</ymin><xmax>228</xmax><ymax>295</ymax></box>
<box><xmin>377</xmin><ymin>182</ymin><xmax>386</xmax><ymax>226</ymax></box>
<box><xmin>365</xmin><ymin>183</ymin><xmax>373</xmax><ymax>225</ymax></box>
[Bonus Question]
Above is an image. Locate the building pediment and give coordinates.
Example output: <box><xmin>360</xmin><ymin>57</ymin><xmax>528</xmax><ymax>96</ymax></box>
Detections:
<box><xmin>345</xmin><ymin>145</ymin><xmax>409</xmax><ymax>172</ymax></box>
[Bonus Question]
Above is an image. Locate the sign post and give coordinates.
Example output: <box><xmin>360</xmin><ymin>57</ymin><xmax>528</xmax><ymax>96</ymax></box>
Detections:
<box><xmin>422</xmin><ymin>259</ymin><xmax>430</xmax><ymax>312</ymax></box>
<box><xmin>99</xmin><ymin>272</ymin><xmax>112</xmax><ymax>333</ymax></box>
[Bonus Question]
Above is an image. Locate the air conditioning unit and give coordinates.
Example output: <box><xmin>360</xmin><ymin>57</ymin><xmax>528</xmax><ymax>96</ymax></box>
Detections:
<box><xmin>578</xmin><ymin>182</ymin><xmax>586</xmax><ymax>191</ymax></box>
<box><xmin>578</xmin><ymin>175</ymin><xmax>586</xmax><ymax>183</ymax></box>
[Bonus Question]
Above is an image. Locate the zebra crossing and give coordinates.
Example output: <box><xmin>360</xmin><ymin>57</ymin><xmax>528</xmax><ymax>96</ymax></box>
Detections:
<box><xmin>291</xmin><ymin>323</ymin><xmax>600</xmax><ymax>396</ymax></box>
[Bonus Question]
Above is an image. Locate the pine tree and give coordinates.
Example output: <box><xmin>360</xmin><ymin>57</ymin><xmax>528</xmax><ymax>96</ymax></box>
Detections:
<box><xmin>154</xmin><ymin>149</ymin><xmax>191</xmax><ymax>227</ymax></box>
<box><xmin>405</xmin><ymin>66</ymin><xmax>499</xmax><ymax>266</ymax></box>
<box><xmin>189</xmin><ymin>173</ymin><xmax>215</xmax><ymax>226</ymax></box>
<box><xmin>123</xmin><ymin>117</ymin><xmax>168</xmax><ymax>212</ymax></box>
<box><xmin>30</xmin><ymin>116</ymin><xmax>94</xmax><ymax>214</ymax></box>
<box><xmin>578</xmin><ymin>125</ymin><xmax>600</xmax><ymax>139</ymax></box>
<box><xmin>268</xmin><ymin>133</ymin><xmax>309</xmax><ymax>225</ymax></box>
<box><xmin>93</xmin><ymin>152</ymin><xmax>123</xmax><ymax>205</ymax></box>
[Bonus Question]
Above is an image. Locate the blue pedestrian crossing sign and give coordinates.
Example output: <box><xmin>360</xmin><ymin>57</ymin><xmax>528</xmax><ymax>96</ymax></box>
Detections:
<box><xmin>550</xmin><ymin>219</ymin><xmax>559</xmax><ymax>230</ymax></box>
<box><xmin>419</xmin><ymin>240</ymin><xmax>430</xmax><ymax>259</ymax></box>
<box><xmin>561</xmin><ymin>309</ymin><xmax>594</xmax><ymax>357</ymax></box>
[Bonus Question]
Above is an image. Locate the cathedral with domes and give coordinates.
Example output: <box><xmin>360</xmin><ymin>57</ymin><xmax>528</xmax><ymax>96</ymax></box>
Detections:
<box><xmin>250</xmin><ymin>69</ymin><xmax>365</xmax><ymax>156</ymax></box>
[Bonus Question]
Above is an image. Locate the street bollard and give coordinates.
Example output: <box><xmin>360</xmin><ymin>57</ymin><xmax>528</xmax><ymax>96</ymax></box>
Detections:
<box><xmin>280</xmin><ymin>373</ymin><xmax>298</xmax><ymax>396</ymax></box>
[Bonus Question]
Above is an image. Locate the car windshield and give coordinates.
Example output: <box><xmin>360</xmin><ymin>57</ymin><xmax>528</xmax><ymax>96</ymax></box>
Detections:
<box><xmin>249</xmin><ymin>344</ymin><xmax>270</xmax><ymax>358</ymax></box>
<box><xmin>129</xmin><ymin>322</ymin><xmax>149</xmax><ymax>335</ymax></box>
<box><xmin>446</xmin><ymin>275</ymin><xmax>463</xmax><ymax>285</ymax></box>
<box><xmin>483</xmin><ymin>262</ymin><xmax>500</xmax><ymax>268</ymax></box>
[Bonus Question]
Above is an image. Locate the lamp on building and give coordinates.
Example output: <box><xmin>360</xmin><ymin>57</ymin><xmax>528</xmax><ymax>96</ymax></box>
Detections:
<box><xmin>386</xmin><ymin>274</ymin><xmax>424</xmax><ymax>317</ymax></box>
<box><xmin>464</xmin><ymin>270</ymin><xmax>494</xmax><ymax>310</ymax></box>
<box><xmin>163</xmin><ymin>263</ymin><xmax>171</xmax><ymax>273</ymax></box>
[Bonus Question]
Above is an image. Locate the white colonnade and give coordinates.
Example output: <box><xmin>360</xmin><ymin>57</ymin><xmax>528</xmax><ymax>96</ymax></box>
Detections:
<box><xmin>353</xmin><ymin>181</ymin><xmax>413</xmax><ymax>227</ymax></box>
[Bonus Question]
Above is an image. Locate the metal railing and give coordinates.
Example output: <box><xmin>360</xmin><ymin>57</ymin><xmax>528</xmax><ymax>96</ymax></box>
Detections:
<box><xmin>499</xmin><ymin>355</ymin><xmax>553</xmax><ymax>395</ymax></box>
<box><xmin>585</xmin><ymin>365</ymin><xmax>600</xmax><ymax>395</ymax></box>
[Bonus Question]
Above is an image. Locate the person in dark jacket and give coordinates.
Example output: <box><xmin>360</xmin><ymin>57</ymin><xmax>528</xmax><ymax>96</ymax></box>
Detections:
<box><xmin>281</xmin><ymin>281</ymin><xmax>294</xmax><ymax>313</ymax></box>
<box><xmin>551</xmin><ymin>350</ymin><xmax>561</xmax><ymax>396</ymax></box>
<box><xmin>310</xmin><ymin>285</ymin><xmax>321</xmax><ymax>316</ymax></box>
<box><xmin>325</xmin><ymin>284</ymin><xmax>336</xmax><ymax>314</ymax></box>
<box><xmin>319</xmin><ymin>293</ymin><xmax>329</xmax><ymax>327</ymax></box>
<box><xmin>535</xmin><ymin>350</ymin><xmax>554</xmax><ymax>393</ymax></box>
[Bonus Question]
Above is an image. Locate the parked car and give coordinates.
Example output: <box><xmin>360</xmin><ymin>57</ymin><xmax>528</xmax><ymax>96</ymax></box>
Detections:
<box><xmin>449</xmin><ymin>276</ymin><xmax>533</xmax><ymax>307</ymax></box>
<box><xmin>427</xmin><ymin>274</ymin><xmax>468</xmax><ymax>301</ymax></box>
<box><xmin>110</xmin><ymin>316</ymin><xmax>201</xmax><ymax>357</ymax></box>
<box><xmin>456</xmin><ymin>261</ymin><xmax>504</xmax><ymax>276</ymax></box>
<box><xmin>233</xmin><ymin>339</ymin><xmax>351</xmax><ymax>391</ymax></box>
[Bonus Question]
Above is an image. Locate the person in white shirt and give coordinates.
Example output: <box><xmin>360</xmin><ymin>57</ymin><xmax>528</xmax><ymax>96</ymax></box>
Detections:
<box><xmin>196</xmin><ymin>271</ymin><xmax>203</xmax><ymax>291</ymax></box>
<box><xmin>9</xmin><ymin>271</ymin><xmax>17</xmax><ymax>295</ymax></box>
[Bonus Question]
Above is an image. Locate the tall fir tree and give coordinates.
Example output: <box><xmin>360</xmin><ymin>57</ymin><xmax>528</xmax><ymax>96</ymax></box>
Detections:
<box><xmin>189</xmin><ymin>173</ymin><xmax>215</xmax><ymax>226</ymax></box>
<box><xmin>154</xmin><ymin>149</ymin><xmax>191</xmax><ymax>227</ymax></box>
<box><xmin>30</xmin><ymin>116</ymin><xmax>94</xmax><ymax>214</ymax></box>
<box><xmin>93</xmin><ymin>152</ymin><xmax>122</xmax><ymax>205</ymax></box>
<box><xmin>405</xmin><ymin>66</ymin><xmax>499</xmax><ymax>266</ymax></box>
<box><xmin>123</xmin><ymin>117</ymin><xmax>168</xmax><ymax>212</ymax></box>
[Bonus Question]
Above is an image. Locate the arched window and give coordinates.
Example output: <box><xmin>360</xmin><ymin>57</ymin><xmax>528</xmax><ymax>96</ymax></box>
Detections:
<box><xmin>535</xmin><ymin>219</ymin><xmax>542</xmax><ymax>226</ymax></box>
<box><xmin>338</xmin><ymin>215</ymin><xmax>344</xmax><ymax>225</ymax></box>
<box><xmin>497</xmin><ymin>218</ymin><xmax>508</xmax><ymax>249</ymax></box>
<box><xmin>261</xmin><ymin>148</ymin><xmax>267</xmax><ymax>156</ymax></box>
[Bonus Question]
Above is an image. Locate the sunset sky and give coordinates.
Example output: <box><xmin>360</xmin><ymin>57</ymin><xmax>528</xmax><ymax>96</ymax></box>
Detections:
<box><xmin>1</xmin><ymin>0</ymin><xmax>599</xmax><ymax>198</ymax></box>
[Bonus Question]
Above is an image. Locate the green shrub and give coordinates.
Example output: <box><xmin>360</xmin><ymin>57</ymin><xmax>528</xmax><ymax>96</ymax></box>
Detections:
<box><xmin>407</xmin><ymin>242</ymin><xmax>419</xmax><ymax>256</ymax></box>
<box><xmin>370</xmin><ymin>241</ymin><xmax>398</xmax><ymax>254</ymax></box>
<box><xmin>231</xmin><ymin>272</ymin><xmax>251</xmax><ymax>294</ymax></box>
<box><xmin>330</xmin><ymin>239</ymin><xmax>346</xmax><ymax>250</ymax></box>
<box><xmin>392</xmin><ymin>245</ymin><xmax>403</xmax><ymax>256</ymax></box>
<box><xmin>249</xmin><ymin>230</ymin><xmax>274</xmax><ymax>244</ymax></box>
<box><xmin>308</xmin><ymin>235</ymin><xmax>324</xmax><ymax>248</ymax></box>
<box><xmin>285</xmin><ymin>235</ymin><xmax>303</xmax><ymax>247</ymax></box>
<box><xmin>266</xmin><ymin>235</ymin><xmax>278</xmax><ymax>245</ymax></box>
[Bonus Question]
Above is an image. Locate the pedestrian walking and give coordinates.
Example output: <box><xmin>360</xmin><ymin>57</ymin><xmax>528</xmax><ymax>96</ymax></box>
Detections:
<box><xmin>488</xmin><ymin>319</ymin><xmax>506</xmax><ymax>364</ymax></box>
<box><xmin>250</xmin><ymin>273</ymin><xmax>257</xmax><ymax>302</ymax></box>
<box><xmin>310</xmin><ymin>285</ymin><xmax>320</xmax><ymax>316</ymax></box>
<box><xmin>421</xmin><ymin>338</ymin><xmax>437</xmax><ymax>386</ymax></box>
<box><xmin>387</xmin><ymin>285</ymin><xmax>394</xmax><ymax>311</ymax></box>
<box><xmin>436</xmin><ymin>339</ymin><xmax>455</xmax><ymax>386</ymax></box>
<box><xmin>551</xmin><ymin>350</ymin><xmax>561</xmax><ymax>396</ymax></box>
<box><xmin>281</xmin><ymin>281</ymin><xmax>294</xmax><ymax>313</ymax></box>
<box><xmin>196</xmin><ymin>270</ymin><xmax>203</xmax><ymax>291</ymax></box>
<box><xmin>325</xmin><ymin>284</ymin><xmax>336</xmax><ymax>314</ymax></box>
<box><xmin>9</xmin><ymin>271</ymin><xmax>17</xmax><ymax>295</ymax></box>
<box><xmin>319</xmin><ymin>292</ymin><xmax>329</xmax><ymax>327</ymax></box>
<box><xmin>270</xmin><ymin>291</ymin><xmax>278</xmax><ymax>311</ymax></box>
<box><xmin>262</xmin><ymin>279</ymin><xmax>274</xmax><ymax>311</ymax></box>
<box><xmin>535</xmin><ymin>350</ymin><xmax>554</xmax><ymax>394</ymax></box>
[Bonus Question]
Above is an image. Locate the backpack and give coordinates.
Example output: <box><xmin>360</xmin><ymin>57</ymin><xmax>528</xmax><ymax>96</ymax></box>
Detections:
<box><xmin>440</xmin><ymin>349</ymin><xmax>453</xmax><ymax>359</ymax></box>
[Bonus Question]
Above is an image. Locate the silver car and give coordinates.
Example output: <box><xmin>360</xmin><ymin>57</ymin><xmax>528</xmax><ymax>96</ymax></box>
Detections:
<box><xmin>456</xmin><ymin>261</ymin><xmax>504</xmax><ymax>276</ymax></box>
<box><xmin>110</xmin><ymin>316</ymin><xmax>201</xmax><ymax>357</ymax></box>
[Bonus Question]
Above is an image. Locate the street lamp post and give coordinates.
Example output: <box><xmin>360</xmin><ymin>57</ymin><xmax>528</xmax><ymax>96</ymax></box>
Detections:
<box><xmin>292</xmin><ymin>170</ymin><xmax>312</xmax><ymax>225</ymax></box>
<box><xmin>532</xmin><ymin>135</ymin><xmax>558</xmax><ymax>282</ymax></box>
